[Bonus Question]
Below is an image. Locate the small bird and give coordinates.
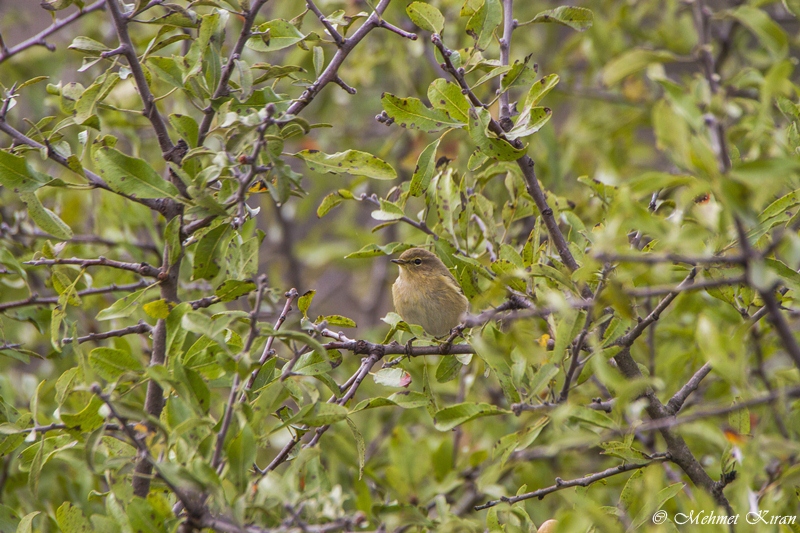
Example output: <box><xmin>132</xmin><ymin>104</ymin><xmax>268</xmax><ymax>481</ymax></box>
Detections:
<box><xmin>391</xmin><ymin>248</ymin><xmax>469</xmax><ymax>336</ymax></box>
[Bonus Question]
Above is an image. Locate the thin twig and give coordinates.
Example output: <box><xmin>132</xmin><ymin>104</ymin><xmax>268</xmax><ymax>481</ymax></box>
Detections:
<box><xmin>666</xmin><ymin>363</ymin><xmax>713</xmax><ymax>415</ymax></box>
<box><xmin>62</xmin><ymin>321</ymin><xmax>152</xmax><ymax>344</ymax></box>
<box><xmin>475</xmin><ymin>454</ymin><xmax>669</xmax><ymax>510</ymax></box>
<box><xmin>241</xmin><ymin>288</ymin><xmax>299</xmax><ymax>399</ymax></box>
<box><xmin>0</xmin><ymin>0</ymin><xmax>106</xmax><ymax>63</ymax></box>
<box><xmin>197</xmin><ymin>0</ymin><xmax>269</xmax><ymax>145</ymax></box>
<box><xmin>0</xmin><ymin>280</ymin><xmax>152</xmax><ymax>312</ymax></box>
<box><xmin>24</xmin><ymin>256</ymin><xmax>161</xmax><ymax>277</ymax></box>
<box><xmin>104</xmin><ymin>0</ymin><xmax>177</xmax><ymax>162</ymax></box>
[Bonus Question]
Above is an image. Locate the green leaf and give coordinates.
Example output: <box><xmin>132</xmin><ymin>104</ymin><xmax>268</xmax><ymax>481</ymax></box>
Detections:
<box><xmin>468</xmin><ymin>108</ymin><xmax>526</xmax><ymax>161</ymax></box>
<box><xmin>343</xmin><ymin>242</ymin><xmax>413</xmax><ymax>259</ymax></box>
<box><xmin>89</xmin><ymin>347</ymin><xmax>144</xmax><ymax>381</ymax></box>
<box><xmin>164</xmin><ymin>215</ymin><xmax>182</xmax><ymax>267</ymax></box>
<box><xmin>247</xmin><ymin>19</ymin><xmax>307</xmax><ymax>52</ymax></box>
<box><xmin>406</xmin><ymin>2</ymin><xmax>445</xmax><ymax>34</ymax></box>
<box><xmin>227</xmin><ymin>424</ymin><xmax>256</xmax><ymax>490</ymax></box>
<box><xmin>500</xmin><ymin>55</ymin><xmax>538</xmax><ymax>93</ymax></box>
<box><xmin>214</xmin><ymin>280</ymin><xmax>256</xmax><ymax>302</ymax></box>
<box><xmin>317</xmin><ymin>314</ymin><xmax>357</xmax><ymax>328</ymax></box>
<box><xmin>92</xmin><ymin>144</ymin><xmax>182</xmax><ymax>200</ymax></box>
<box><xmin>465</xmin><ymin>0</ymin><xmax>502</xmax><ymax>50</ymax></box>
<box><xmin>298</xmin><ymin>290</ymin><xmax>316</xmax><ymax>318</ymax></box>
<box><xmin>629</xmin><ymin>482</ymin><xmax>685</xmax><ymax>531</ymax></box>
<box><xmin>371</xmin><ymin>199</ymin><xmax>406</xmax><ymax>221</ymax></box>
<box><xmin>433</xmin><ymin>402</ymin><xmax>508</xmax><ymax>431</ymax></box>
<box><xmin>506</xmin><ymin>106</ymin><xmax>552</xmax><ymax>140</ymax></box>
<box><xmin>15</xmin><ymin>511</ymin><xmax>40</xmax><ymax>533</ymax></box>
<box><xmin>192</xmin><ymin>223</ymin><xmax>230</xmax><ymax>281</ymax></box>
<box><xmin>0</xmin><ymin>151</ymin><xmax>52</xmax><ymax>192</ymax></box>
<box><xmin>528</xmin><ymin>363</ymin><xmax>559</xmax><ymax>397</ymax></box>
<box><xmin>74</xmin><ymin>72</ymin><xmax>120</xmax><ymax>124</ymax></box>
<box><xmin>68</xmin><ymin>36</ymin><xmax>110</xmax><ymax>53</ymax></box>
<box><xmin>409</xmin><ymin>138</ymin><xmax>442</xmax><ymax>197</ymax></box>
<box><xmin>96</xmin><ymin>285</ymin><xmax>155</xmax><ymax>321</ymax></box>
<box><xmin>317</xmin><ymin>192</ymin><xmax>345</xmax><ymax>217</ymax></box>
<box><xmin>19</xmin><ymin>192</ymin><xmax>73</xmax><ymax>240</ymax></box>
<box><xmin>294</xmin><ymin>402</ymin><xmax>349</xmax><ymax>426</ymax></box>
<box><xmin>143</xmin><ymin>299</ymin><xmax>174</xmax><ymax>319</ymax></box>
<box><xmin>169</xmin><ymin>114</ymin><xmax>199</xmax><ymax>148</ymax></box>
<box><xmin>601</xmin><ymin>49</ymin><xmax>678</xmax><ymax>87</ymax></box>
<box><xmin>427</xmin><ymin>79</ymin><xmax>470</xmax><ymax>123</ymax></box>
<box><xmin>381</xmin><ymin>93</ymin><xmax>463</xmax><ymax>132</ymax></box>
<box><xmin>730</xmin><ymin>6</ymin><xmax>788</xmax><ymax>59</ymax></box>
<box><xmin>294</xmin><ymin>149</ymin><xmax>397</xmax><ymax>180</ymax></box>
<box><xmin>523</xmin><ymin>73</ymin><xmax>560</xmax><ymax>108</ymax></box>
<box><xmin>373</xmin><ymin>368</ymin><xmax>412</xmax><ymax>388</ymax></box>
<box><xmin>435</xmin><ymin>356</ymin><xmax>462</xmax><ymax>383</ymax></box>
<box><xmin>346</xmin><ymin>417</ymin><xmax>366</xmax><ymax>479</ymax></box>
<box><xmin>520</xmin><ymin>6</ymin><xmax>594</xmax><ymax>32</ymax></box>
<box><xmin>56</xmin><ymin>503</ymin><xmax>92</xmax><ymax>533</ymax></box>
<box><xmin>728</xmin><ymin>399</ymin><xmax>750</xmax><ymax>436</ymax></box>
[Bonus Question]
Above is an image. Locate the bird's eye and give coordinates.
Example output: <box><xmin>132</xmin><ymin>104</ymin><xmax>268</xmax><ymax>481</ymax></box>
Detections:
<box><xmin>414</xmin><ymin>259</ymin><xmax>422</xmax><ymax>265</ymax></box>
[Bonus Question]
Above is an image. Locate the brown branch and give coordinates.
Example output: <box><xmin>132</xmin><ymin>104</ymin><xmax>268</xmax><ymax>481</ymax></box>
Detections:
<box><xmin>498</xmin><ymin>0</ymin><xmax>514</xmax><ymax>124</ymax></box>
<box><xmin>24</xmin><ymin>256</ymin><xmax>161</xmax><ymax>277</ymax></box>
<box><xmin>285</xmin><ymin>0</ymin><xmax>395</xmax><ymax>117</ymax></box>
<box><xmin>104</xmin><ymin>0</ymin><xmax>177</xmax><ymax>162</ymax></box>
<box><xmin>0</xmin><ymin>280</ymin><xmax>151</xmax><ymax>312</ymax></box>
<box><xmin>666</xmin><ymin>362</ymin><xmax>713</xmax><ymax>415</ymax></box>
<box><xmin>637</xmin><ymin>385</ymin><xmax>800</xmax><ymax>434</ymax></box>
<box><xmin>306</xmin><ymin>0</ymin><xmax>344</xmax><ymax>47</ymax></box>
<box><xmin>0</xmin><ymin>1</ymin><xmax>106</xmax><ymax>63</ymax></box>
<box><xmin>241</xmin><ymin>288</ymin><xmax>299</xmax><ymax>398</ymax></box>
<box><xmin>197</xmin><ymin>0</ymin><xmax>269</xmax><ymax>145</ymax></box>
<box><xmin>475</xmin><ymin>454</ymin><xmax>669</xmax><ymax>510</ymax></box>
<box><xmin>594</xmin><ymin>252</ymin><xmax>744</xmax><ymax>266</ymax></box>
<box><xmin>62</xmin><ymin>320</ymin><xmax>152</xmax><ymax>344</ymax></box>
<box><xmin>612</xmin><ymin>269</ymin><xmax>697</xmax><ymax>347</ymax></box>
<box><xmin>360</xmin><ymin>193</ymin><xmax>437</xmax><ymax>239</ymax></box>
<box><xmin>559</xmin><ymin>269</ymin><xmax>608</xmax><ymax>402</ymax></box>
<box><xmin>627</xmin><ymin>276</ymin><xmax>745</xmax><ymax>298</ymax></box>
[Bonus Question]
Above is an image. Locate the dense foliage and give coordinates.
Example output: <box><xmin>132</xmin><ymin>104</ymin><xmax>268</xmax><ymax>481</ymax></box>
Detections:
<box><xmin>1</xmin><ymin>0</ymin><xmax>800</xmax><ymax>531</ymax></box>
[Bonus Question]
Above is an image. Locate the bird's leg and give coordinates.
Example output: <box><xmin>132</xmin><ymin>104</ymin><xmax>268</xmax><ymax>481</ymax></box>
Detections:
<box><xmin>383</xmin><ymin>337</ymin><xmax>416</xmax><ymax>368</ymax></box>
<box><xmin>438</xmin><ymin>325</ymin><xmax>465</xmax><ymax>354</ymax></box>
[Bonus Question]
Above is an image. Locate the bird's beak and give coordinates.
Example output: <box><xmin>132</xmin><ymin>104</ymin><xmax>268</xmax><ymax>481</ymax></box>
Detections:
<box><xmin>391</xmin><ymin>259</ymin><xmax>404</xmax><ymax>265</ymax></box>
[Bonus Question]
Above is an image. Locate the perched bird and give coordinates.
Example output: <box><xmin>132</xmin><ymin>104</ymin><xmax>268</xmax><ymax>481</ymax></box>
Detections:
<box><xmin>391</xmin><ymin>248</ymin><xmax>469</xmax><ymax>336</ymax></box>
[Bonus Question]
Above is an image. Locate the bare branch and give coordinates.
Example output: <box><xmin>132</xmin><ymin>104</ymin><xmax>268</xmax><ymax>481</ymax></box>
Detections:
<box><xmin>104</xmin><ymin>0</ymin><xmax>177</xmax><ymax>162</ymax></box>
<box><xmin>242</xmin><ymin>288</ymin><xmax>299</xmax><ymax>398</ymax></box>
<box><xmin>627</xmin><ymin>276</ymin><xmax>745</xmax><ymax>298</ymax></box>
<box><xmin>286</xmin><ymin>0</ymin><xmax>394</xmax><ymax>117</ymax></box>
<box><xmin>0</xmin><ymin>280</ymin><xmax>151</xmax><ymax>312</ymax></box>
<box><xmin>376</xmin><ymin>20</ymin><xmax>417</xmax><ymax>41</ymax></box>
<box><xmin>197</xmin><ymin>0</ymin><xmax>269</xmax><ymax>145</ymax></box>
<box><xmin>613</xmin><ymin>269</ymin><xmax>697</xmax><ymax>347</ymax></box>
<box><xmin>0</xmin><ymin>1</ymin><xmax>106</xmax><ymax>64</ymax></box>
<box><xmin>498</xmin><ymin>0</ymin><xmax>514</xmax><ymax>124</ymax></box>
<box><xmin>24</xmin><ymin>256</ymin><xmax>161</xmax><ymax>277</ymax></box>
<box><xmin>666</xmin><ymin>362</ymin><xmax>713</xmax><ymax>415</ymax></box>
<box><xmin>306</xmin><ymin>0</ymin><xmax>344</xmax><ymax>47</ymax></box>
<box><xmin>475</xmin><ymin>454</ymin><xmax>669</xmax><ymax>510</ymax></box>
<box><xmin>594</xmin><ymin>252</ymin><xmax>744</xmax><ymax>266</ymax></box>
<box><xmin>62</xmin><ymin>320</ymin><xmax>152</xmax><ymax>344</ymax></box>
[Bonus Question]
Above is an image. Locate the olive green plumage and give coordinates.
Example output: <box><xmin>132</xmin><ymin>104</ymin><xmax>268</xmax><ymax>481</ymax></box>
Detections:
<box><xmin>391</xmin><ymin>248</ymin><xmax>469</xmax><ymax>336</ymax></box>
